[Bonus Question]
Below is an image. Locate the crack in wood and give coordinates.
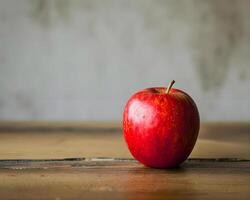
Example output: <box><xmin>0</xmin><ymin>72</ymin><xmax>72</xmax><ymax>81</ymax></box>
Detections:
<box><xmin>0</xmin><ymin>127</ymin><xmax>121</xmax><ymax>133</ymax></box>
<box><xmin>0</xmin><ymin>157</ymin><xmax>248</xmax><ymax>166</ymax></box>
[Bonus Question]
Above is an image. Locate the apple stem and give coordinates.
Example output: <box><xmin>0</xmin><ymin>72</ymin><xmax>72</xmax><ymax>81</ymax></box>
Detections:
<box><xmin>166</xmin><ymin>80</ymin><xmax>175</xmax><ymax>94</ymax></box>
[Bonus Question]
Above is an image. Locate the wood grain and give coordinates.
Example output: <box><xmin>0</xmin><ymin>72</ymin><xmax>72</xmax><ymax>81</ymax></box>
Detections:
<box><xmin>0</xmin><ymin>158</ymin><xmax>249</xmax><ymax>200</ymax></box>
<box><xmin>0</xmin><ymin>122</ymin><xmax>249</xmax><ymax>159</ymax></box>
<box><xmin>0</xmin><ymin>122</ymin><xmax>249</xmax><ymax>199</ymax></box>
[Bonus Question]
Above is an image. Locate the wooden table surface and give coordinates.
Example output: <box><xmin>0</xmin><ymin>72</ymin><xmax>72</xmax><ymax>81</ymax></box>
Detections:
<box><xmin>0</xmin><ymin>158</ymin><xmax>249</xmax><ymax>200</ymax></box>
<box><xmin>0</xmin><ymin>122</ymin><xmax>249</xmax><ymax>199</ymax></box>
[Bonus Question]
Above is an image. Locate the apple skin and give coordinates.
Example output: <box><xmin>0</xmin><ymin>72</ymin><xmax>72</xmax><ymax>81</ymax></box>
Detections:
<box><xmin>122</xmin><ymin>87</ymin><xmax>200</xmax><ymax>168</ymax></box>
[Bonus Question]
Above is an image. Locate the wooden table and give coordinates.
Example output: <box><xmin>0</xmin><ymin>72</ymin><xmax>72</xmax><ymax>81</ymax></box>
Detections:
<box><xmin>0</xmin><ymin>158</ymin><xmax>249</xmax><ymax>200</ymax></box>
<box><xmin>0</xmin><ymin>122</ymin><xmax>249</xmax><ymax>199</ymax></box>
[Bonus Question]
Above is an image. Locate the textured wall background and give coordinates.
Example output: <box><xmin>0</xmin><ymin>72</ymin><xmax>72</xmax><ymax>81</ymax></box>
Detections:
<box><xmin>0</xmin><ymin>0</ymin><xmax>249</xmax><ymax>121</ymax></box>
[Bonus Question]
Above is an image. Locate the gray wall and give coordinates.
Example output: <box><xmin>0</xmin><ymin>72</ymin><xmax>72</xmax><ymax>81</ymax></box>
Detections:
<box><xmin>0</xmin><ymin>0</ymin><xmax>250</xmax><ymax>121</ymax></box>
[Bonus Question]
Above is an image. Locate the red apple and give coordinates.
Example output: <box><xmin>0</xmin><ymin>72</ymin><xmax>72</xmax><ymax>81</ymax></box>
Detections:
<box><xmin>122</xmin><ymin>80</ymin><xmax>200</xmax><ymax>168</ymax></box>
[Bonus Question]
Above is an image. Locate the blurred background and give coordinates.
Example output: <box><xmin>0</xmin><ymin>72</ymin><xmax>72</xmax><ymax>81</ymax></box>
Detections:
<box><xmin>0</xmin><ymin>0</ymin><xmax>249</xmax><ymax>122</ymax></box>
<box><xmin>0</xmin><ymin>0</ymin><xmax>249</xmax><ymax>161</ymax></box>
